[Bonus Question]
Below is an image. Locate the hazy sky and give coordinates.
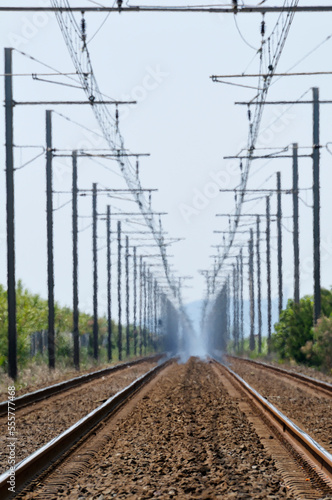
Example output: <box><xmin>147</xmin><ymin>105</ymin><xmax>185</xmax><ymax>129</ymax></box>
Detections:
<box><xmin>1</xmin><ymin>1</ymin><xmax>332</xmax><ymax>322</ymax></box>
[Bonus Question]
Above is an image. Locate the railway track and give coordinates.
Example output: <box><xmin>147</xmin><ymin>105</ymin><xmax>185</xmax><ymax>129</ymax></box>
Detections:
<box><xmin>0</xmin><ymin>355</ymin><xmax>163</xmax><ymax>473</ymax></box>
<box><xmin>0</xmin><ymin>357</ymin><xmax>173</xmax><ymax>500</ymax></box>
<box><xmin>213</xmin><ymin>360</ymin><xmax>332</xmax><ymax>495</ymax></box>
<box><xmin>226</xmin><ymin>355</ymin><xmax>332</xmax><ymax>456</ymax></box>
<box><xmin>226</xmin><ymin>355</ymin><xmax>332</xmax><ymax>398</ymax></box>
<box><xmin>1</xmin><ymin>357</ymin><xmax>331</xmax><ymax>499</ymax></box>
<box><xmin>0</xmin><ymin>354</ymin><xmax>163</xmax><ymax>416</ymax></box>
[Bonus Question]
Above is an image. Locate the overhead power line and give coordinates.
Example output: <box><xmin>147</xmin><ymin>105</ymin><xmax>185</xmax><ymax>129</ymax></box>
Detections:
<box><xmin>49</xmin><ymin>0</ymin><xmax>193</xmax><ymax>332</ymax></box>
<box><xmin>210</xmin><ymin>0</ymin><xmax>299</xmax><ymax>289</ymax></box>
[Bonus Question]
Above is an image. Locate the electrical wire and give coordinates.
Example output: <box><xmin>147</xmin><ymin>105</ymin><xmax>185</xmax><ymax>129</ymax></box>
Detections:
<box><xmin>206</xmin><ymin>0</ymin><xmax>299</xmax><ymax>318</ymax></box>
<box><xmin>15</xmin><ymin>48</ymin><xmax>118</xmax><ymax>102</ymax></box>
<box><xmin>78</xmin><ymin>223</ymin><xmax>93</xmax><ymax>233</ymax></box>
<box><xmin>213</xmin><ymin>79</ymin><xmax>262</xmax><ymax>90</ymax></box>
<box><xmin>271</xmin><ymin>32</ymin><xmax>332</xmax><ymax>88</ymax></box>
<box><xmin>53</xmin><ymin>199</ymin><xmax>72</xmax><ymax>211</ymax></box>
<box><xmin>52</xmin><ymin>110</ymin><xmax>106</xmax><ymax>141</ymax></box>
<box><xmin>233</xmin><ymin>14</ymin><xmax>258</xmax><ymax>51</ymax></box>
<box><xmin>299</xmin><ymin>196</ymin><xmax>312</xmax><ymax>208</ymax></box>
<box><xmin>51</xmin><ymin>0</ymin><xmax>185</xmax><ymax>315</ymax></box>
<box><xmin>88</xmin><ymin>10</ymin><xmax>112</xmax><ymax>44</ymax></box>
<box><xmin>32</xmin><ymin>75</ymin><xmax>84</xmax><ymax>90</ymax></box>
<box><xmin>14</xmin><ymin>151</ymin><xmax>45</xmax><ymax>171</ymax></box>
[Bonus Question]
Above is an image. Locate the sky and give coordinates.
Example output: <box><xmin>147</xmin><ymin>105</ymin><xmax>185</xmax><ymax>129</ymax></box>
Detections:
<box><xmin>1</xmin><ymin>1</ymin><xmax>332</xmax><ymax>328</ymax></box>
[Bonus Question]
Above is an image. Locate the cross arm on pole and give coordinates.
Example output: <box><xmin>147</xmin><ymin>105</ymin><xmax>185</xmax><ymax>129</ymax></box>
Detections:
<box><xmin>13</xmin><ymin>100</ymin><xmax>136</xmax><ymax>106</ymax></box>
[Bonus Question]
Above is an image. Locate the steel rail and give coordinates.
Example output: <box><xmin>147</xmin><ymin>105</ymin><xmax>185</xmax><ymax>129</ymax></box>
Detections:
<box><xmin>227</xmin><ymin>355</ymin><xmax>332</xmax><ymax>398</ymax></box>
<box><xmin>0</xmin><ymin>354</ymin><xmax>163</xmax><ymax>417</ymax></box>
<box><xmin>0</xmin><ymin>357</ymin><xmax>172</xmax><ymax>500</ymax></box>
<box><xmin>214</xmin><ymin>359</ymin><xmax>332</xmax><ymax>488</ymax></box>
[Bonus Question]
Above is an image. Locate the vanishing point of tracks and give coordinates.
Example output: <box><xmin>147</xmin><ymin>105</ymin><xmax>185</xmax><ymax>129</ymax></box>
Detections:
<box><xmin>1</xmin><ymin>356</ymin><xmax>332</xmax><ymax>499</ymax></box>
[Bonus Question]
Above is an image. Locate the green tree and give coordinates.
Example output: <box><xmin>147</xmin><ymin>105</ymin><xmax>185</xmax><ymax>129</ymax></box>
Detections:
<box><xmin>301</xmin><ymin>316</ymin><xmax>332</xmax><ymax>372</ymax></box>
<box><xmin>272</xmin><ymin>296</ymin><xmax>314</xmax><ymax>363</ymax></box>
<box><xmin>272</xmin><ymin>288</ymin><xmax>332</xmax><ymax>365</ymax></box>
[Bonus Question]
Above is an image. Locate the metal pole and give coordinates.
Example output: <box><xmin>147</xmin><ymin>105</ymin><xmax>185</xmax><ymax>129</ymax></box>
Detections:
<box><xmin>249</xmin><ymin>228</ymin><xmax>255</xmax><ymax>351</ymax></box>
<box><xmin>154</xmin><ymin>280</ymin><xmax>157</xmax><ymax>351</ymax></box>
<box><xmin>266</xmin><ymin>196</ymin><xmax>272</xmax><ymax>353</ymax></box>
<box><xmin>46</xmin><ymin>110</ymin><xmax>55</xmax><ymax>369</ymax></box>
<box><xmin>107</xmin><ymin>205</ymin><xmax>112</xmax><ymax>361</ymax></box>
<box><xmin>225</xmin><ymin>275</ymin><xmax>230</xmax><ymax>345</ymax></box>
<box><xmin>139</xmin><ymin>255</ymin><xmax>143</xmax><ymax>356</ymax></box>
<box><xmin>133</xmin><ymin>246</ymin><xmax>137</xmax><ymax>356</ymax></box>
<box><xmin>232</xmin><ymin>263</ymin><xmax>236</xmax><ymax>351</ymax></box>
<box><xmin>117</xmin><ymin>220</ymin><xmax>122</xmax><ymax>360</ymax></box>
<box><xmin>149</xmin><ymin>271</ymin><xmax>153</xmax><ymax>349</ymax></box>
<box><xmin>147</xmin><ymin>269</ymin><xmax>151</xmax><ymax>351</ymax></box>
<box><xmin>313</xmin><ymin>87</ymin><xmax>321</xmax><ymax>323</ymax></box>
<box><xmin>240</xmin><ymin>248</ymin><xmax>244</xmax><ymax>352</ymax></box>
<box><xmin>143</xmin><ymin>262</ymin><xmax>147</xmax><ymax>354</ymax></box>
<box><xmin>92</xmin><ymin>183</ymin><xmax>98</xmax><ymax>360</ymax></box>
<box><xmin>125</xmin><ymin>235</ymin><xmax>130</xmax><ymax>357</ymax></box>
<box><xmin>5</xmin><ymin>48</ymin><xmax>17</xmax><ymax>380</ymax></box>
<box><xmin>72</xmin><ymin>151</ymin><xmax>79</xmax><ymax>370</ymax></box>
<box><xmin>236</xmin><ymin>255</ymin><xmax>240</xmax><ymax>352</ymax></box>
<box><xmin>292</xmin><ymin>143</ymin><xmax>300</xmax><ymax>304</ymax></box>
<box><xmin>256</xmin><ymin>216</ymin><xmax>262</xmax><ymax>353</ymax></box>
<box><xmin>277</xmin><ymin>171</ymin><xmax>283</xmax><ymax>315</ymax></box>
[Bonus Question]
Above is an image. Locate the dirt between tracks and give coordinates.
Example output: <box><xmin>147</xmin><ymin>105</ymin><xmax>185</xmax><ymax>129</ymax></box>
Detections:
<box><xmin>32</xmin><ymin>358</ymin><xmax>296</xmax><ymax>499</ymax></box>
<box><xmin>229</xmin><ymin>358</ymin><xmax>332</xmax><ymax>454</ymax></box>
<box><xmin>0</xmin><ymin>361</ymin><xmax>156</xmax><ymax>474</ymax></box>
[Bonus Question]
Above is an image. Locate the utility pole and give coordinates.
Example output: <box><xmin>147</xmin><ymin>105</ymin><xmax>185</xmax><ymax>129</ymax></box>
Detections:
<box><xmin>239</xmin><ymin>248</ymin><xmax>244</xmax><ymax>352</ymax></box>
<box><xmin>225</xmin><ymin>276</ymin><xmax>229</xmax><ymax>344</ymax></box>
<box><xmin>139</xmin><ymin>255</ymin><xmax>143</xmax><ymax>356</ymax></box>
<box><xmin>92</xmin><ymin>183</ymin><xmax>98</xmax><ymax>360</ymax></box>
<box><xmin>249</xmin><ymin>228</ymin><xmax>255</xmax><ymax>351</ymax></box>
<box><xmin>292</xmin><ymin>143</ymin><xmax>300</xmax><ymax>304</ymax></box>
<box><xmin>236</xmin><ymin>91</ymin><xmax>323</xmax><ymax>321</ymax></box>
<box><xmin>143</xmin><ymin>262</ymin><xmax>147</xmax><ymax>354</ymax></box>
<box><xmin>72</xmin><ymin>151</ymin><xmax>79</xmax><ymax>370</ymax></box>
<box><xmin>154</xmin><ymin>279</ymin><xmax>158</xmax><ymax>351</ymax></box>
<box><xmin>5</xmin><ymin>48</ymin><xmax>17</xmax><ymax>380</ymax></box>
<box><xmin>107</xmin><ymin>205</ymin><xmax>112</xmax><ymax>361</ymax></box>
<box><xmin>46</xmin><ymin>110</ymin><xmax>55</xmax><ymax>369</ymax></box>
<box><xmin>266</xmin><ymin>196</ymin><xmax>272</xmax><ymax>353</ymax></box>
<box><xmin>232</xmin><ymin>263</ymin><xmax>237</xmax><ymax>351</ymax></box>
<box><xmin>313</xmin><ymin>87</ymin><xmax>321</xmax><ymax>323</ymax></box>
<box><xmin>125</xmin><ymin>235</ymin><xmax>130</xmax><ymax>357</ymax></box>
<box><xmin>256</xmin><ymin>216</ymin><xmax>262</xmax><ymax>354</ymax></box>
<box><xmin>236</xmin><ymin>256</ymin><xmax>240</xmax><ymax>353</ymax></box>
<box><xmin>133</xmin><ymin>246</ymin><xmax>137</xmax><ymax>356</ymax></box>
<box><xmin>117</xmin><ymin>220</ymin><xmax>122</xmax><ymax>360</ymax></box>
<box><xmin>277</xmin><ymin>171</ymin><xmax>283</xmax><ymax>315</ymax></box>
<box><xmin>148</xmin><ymin>270</ymin><xmax>151</xmax><ymax>350</ymax></box>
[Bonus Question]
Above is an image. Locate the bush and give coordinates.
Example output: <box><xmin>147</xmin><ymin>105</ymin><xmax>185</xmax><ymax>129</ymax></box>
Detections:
<box><xmin>301</xmin><ymin>316</ymin><xmax>332</xmax><ymax>372</ymax></box>
<box><xmin>271</xmin><ymin>288</ymin><xmax>332</xmax><ymax>367</ymax></box>
<box><xmin>271</xmin><ymin>296</ymin><xmax>314</xmax><ymax>364</ymax></box>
